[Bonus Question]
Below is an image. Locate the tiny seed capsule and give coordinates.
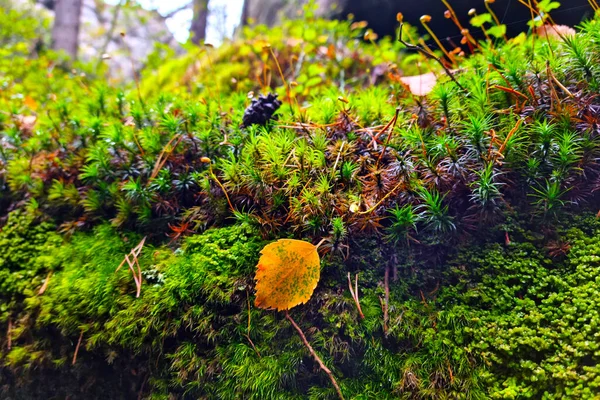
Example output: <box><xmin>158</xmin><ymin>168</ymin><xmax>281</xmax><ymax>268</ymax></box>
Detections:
<box><xmin>420</xmin><ymin>15</ymin><xmax>432</xmax><ymax>23</ymax></box>
<box><xmin>444</xmin><ymin>10</ymin><xmax>452</xmax><ymax>19</ymax></box>
<box><xmin>468</xmin><ymin>8</ymin><xmax>477</xmax><ymax>16</ymax></box>
<box><xmin>396</xmin><ymin>12</ymin><xmax>404</xmax><ymax>22</ymax></box>
<box><xmin>200</xmin><ymin>157</ymin><xmax>211</xmax><ymax>163</ymax></box>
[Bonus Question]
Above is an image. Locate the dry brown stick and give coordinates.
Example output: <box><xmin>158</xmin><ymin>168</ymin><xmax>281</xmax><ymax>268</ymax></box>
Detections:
<box><xmin>72</xmin><ymin>330</ymin><xmax>84</xmax><ymax>365</ymax></box>
<box><xmin>285</xmin><ymin>311</ymin><xmax>344</xmax><ymax>400</ymax></box>
<box><xmin>347</xmin><ymin>273</ymin><xmax>365</xmax><ymax>320</ymax></box>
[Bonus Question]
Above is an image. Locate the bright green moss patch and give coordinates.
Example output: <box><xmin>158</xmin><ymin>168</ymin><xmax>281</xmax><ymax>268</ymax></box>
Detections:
<box><xmin>3</xmin><ymin>211</ymin><xmax>600</xmax><ymax>398</ymax></box>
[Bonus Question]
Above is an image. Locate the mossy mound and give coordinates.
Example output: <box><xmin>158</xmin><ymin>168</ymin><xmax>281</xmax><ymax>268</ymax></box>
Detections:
<box><xmin>1</xmin><ymin>210</ymin><xmax>600</xmax><ymax>399</ymax></box>
<box><xmin>3</xmin><ymin>0</ymin><xmax>600</xmax><ymax>398</ymax></box>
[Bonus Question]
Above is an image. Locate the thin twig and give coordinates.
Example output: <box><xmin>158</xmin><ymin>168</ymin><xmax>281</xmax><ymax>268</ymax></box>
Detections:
<box><xmin>375</xmin><ymin>107</ymin><xmax>401</xmax><ymax>167</ymax></box>
<box><xmin>72</xmin><ymin>330</ymin><xmax>84</xmax><ymax>365</ymax></box>
<box><xmin>398</xmin><ymin>23</ymin><xmax>465</xmax><ymax>91</ymax></box>
<box><xmin>285</xmin><ymin>311</ymin><xmax>345</xmax><ymax>400</ymax></box>
<box><xmin>356</xmin><ymin>179</ymin><xmax>404</xmax><ymax>215</ymax></box>
<box><xmin>207</xmin><ymin>163</ymin><xmax>235</xmax><ymax>213</ymax></box>
<box><xmin>347</xmin><ymin>273</ymin><xmax>365</xmax><ymax>319</ymax></box>
<box><xmin>331</xmin><ymin>141</ymin><xmax>345</xmax><ymax>178</ymax></box>
<box><xmin>150</xmin><ymin>133</ymin><xmax>183</xmax><ymax>179</ymax></box>
<box><xmin>38</xmin><ymin>271</ymin><xmax>53</xmax><ymax>295</ymax></box>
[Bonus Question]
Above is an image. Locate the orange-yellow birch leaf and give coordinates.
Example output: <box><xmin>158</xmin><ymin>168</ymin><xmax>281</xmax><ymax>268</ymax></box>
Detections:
<box><xmin>254</xmin><ymin>239</ymin><xmax>320</xmax><ymax>311</ymax></box>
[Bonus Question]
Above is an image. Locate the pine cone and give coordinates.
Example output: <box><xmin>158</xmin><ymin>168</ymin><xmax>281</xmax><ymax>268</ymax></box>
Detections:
<box><xmin>241</xmin><ymin>93</ymin><xmax>282</xmax><ymax>128</ymax></box>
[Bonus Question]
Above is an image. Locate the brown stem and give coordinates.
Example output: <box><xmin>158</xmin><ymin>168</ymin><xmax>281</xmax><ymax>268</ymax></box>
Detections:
<box><xmin>209</xmin><ymin>164</ymin><xmax>235</xmax><ymax>213</ymax></box>
<box><xmin>244</xmin><ymin>334</ymin><xmax>262</xmax><ymax>358</ymax></box>
<box><xmin>72</xmin><ymin>330</ymin><xmax>84</xmax><ymax>365</ymax></box>
<box><xmin>285</xmin><ymin>311</ymin><xmax>344</xmax><ymax>400</ymax></box>
<box><xmin>375</xmin><ymin>108</ymin><xmax>400</xmax><ymax>167</ymax></box>
<box><xmin>347</xmin><ymin>273</ymin><xmax>365</xmax><ymax>320</ymax></box>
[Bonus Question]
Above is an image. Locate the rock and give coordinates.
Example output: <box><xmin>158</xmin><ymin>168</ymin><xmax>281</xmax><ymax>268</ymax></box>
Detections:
<box><xmin>246</xmin><ymin>0</ymin><xmax>594</xmax><ymax>42</ymax></box>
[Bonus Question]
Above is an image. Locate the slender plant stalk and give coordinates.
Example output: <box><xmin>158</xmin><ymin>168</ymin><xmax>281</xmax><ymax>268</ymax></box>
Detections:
<box><xmin>38</xmin><ymin>271</ymin><xmax>53</xmax><ymax>295</ymax></box>
<box><xmin>347</xmin><ymin>273</ymin><xmax>365</xmax><ymax>319</ymax></box>
<box><xmin>150</xmin><ymin>134</ymin><xmax>183</xmax><ymax>179</ymax></box>
<box><xmin>245</xmin><ymin>292</ymin><xmax>261</xmax><ymax>358</ymax></box>
<box><xmin>203</xmin><ymin>159</ymin><xmax>235</xmax><ymax>212</ymax></box>
<box><xmin>72</xmin><ymin>330</ymin><xmax>84</xmax><ymax>365</ymax></box>
<box><xmin>285</xmin><ymin>310</ymin><xmax>345</xmax><ymax>400</ymax></box>
<box><xmin>441</xmin><ymin>0</ymin><xmax>466</xmax><ymax>31</ymax></box>
<box><xmin>356</xmin><ymin>179</ymin><xmax>404</xmax><ymax>215</ymax></box>
<box><xmin>420</xmin><ymin>18</ymin><xmax>455</xmax><ymax>64</ymax></box>
<box><xmin>485</xmin><ymin>0</ymin><xmax>509</xmax><ymax>41</ymax></box>
<box><xmin>115</xmin><ymin>237</ymin><xmax>146</xmax><ymax>298</ymax></box>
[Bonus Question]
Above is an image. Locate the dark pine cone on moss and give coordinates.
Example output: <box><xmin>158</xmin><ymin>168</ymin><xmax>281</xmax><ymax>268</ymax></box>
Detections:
<box><xmin>241</xmin><ymin>93</ymin><xmax>282</xmax><ymax>128</ymax></box>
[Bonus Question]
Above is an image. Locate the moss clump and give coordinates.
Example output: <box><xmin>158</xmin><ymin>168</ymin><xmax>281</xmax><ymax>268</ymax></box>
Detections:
<box><xmin>0</xmin><ymin>210</ymin><xmax>61</xmax><ymax>324</ymax></box>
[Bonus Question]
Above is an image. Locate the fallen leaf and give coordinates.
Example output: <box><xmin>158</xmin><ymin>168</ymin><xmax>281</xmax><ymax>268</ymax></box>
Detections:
<box><xmin>254</xmin><ymin>239</ymin><xmax>320</xmax><ymax>311</ymax></box>
<box><xmin>400</xmin><ymin>72</ymin><xmax>438</xmax><ymax>96</ymax></box>
<box><xmin>536</xmin><ymin>24</ymin><xmax>576</xmax><ymax>39</ymax></box>
<box><xmin>24</xmin><ymin>96</ymin><xmax>38</xmax><ymax>111</ymax></box>
<box><xmin>16</xmin><ymin>115</ymin><xmax>37</xmax><ymax>135</ymax></box>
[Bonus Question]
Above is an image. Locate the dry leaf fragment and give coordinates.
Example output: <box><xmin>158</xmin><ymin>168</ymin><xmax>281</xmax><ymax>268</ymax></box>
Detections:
<box><xmin>400</xmin><ymin>72</ymin><xmax>438</xmax><ymax>96</ymax></box>
<box><xmin>536</xmin><ymin>24</ymin><xmax>576</xmax><ymax>39</ymax></box>
<box><xmin>254</xmin><ymin>239</ymin><xmax>320</xmax><ymax>311</ymax></box>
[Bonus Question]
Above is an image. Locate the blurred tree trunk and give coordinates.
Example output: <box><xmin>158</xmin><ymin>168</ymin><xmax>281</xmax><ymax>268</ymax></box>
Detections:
<box><xmin>190</xmin><ymin>0</ymin><xmax>209</xmax><ymax>44</ymax></box>
<box><xmin>51</xmin><ymin>0</ymin><xmax>84</xmax><ymax>59</ymax></box>
<box><xmin>241</xmin><ymin>0</ymin><xmax>250</xmax><ymax>26</ymax></box>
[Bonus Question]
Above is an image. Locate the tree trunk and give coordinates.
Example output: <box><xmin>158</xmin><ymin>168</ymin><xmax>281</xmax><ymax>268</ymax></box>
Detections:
<box><xmin>241</xmin><ymin>0</ymin><xmax>250</xmax><ymax>26</ymax></box>
<box><xmin>190</xmin><ymin>0</ymin><xmax>209</xmax><ymax>44</ymax></box>
<box><xmin>51</xmin><ymin>0</ymin><xmax>84</xmax><ymax>59</ymax></box>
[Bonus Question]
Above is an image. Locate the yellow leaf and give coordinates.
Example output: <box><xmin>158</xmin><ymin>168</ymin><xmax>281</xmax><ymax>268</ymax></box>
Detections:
<box><xmin>24</xmin><ymin>96</ymin><xmax>37</xmax><ymax>111</ymax></box>
<box><xmin>254</xmin><ymin>239</ymin><xmax>320</xmax><ymax>311</ymax></box>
